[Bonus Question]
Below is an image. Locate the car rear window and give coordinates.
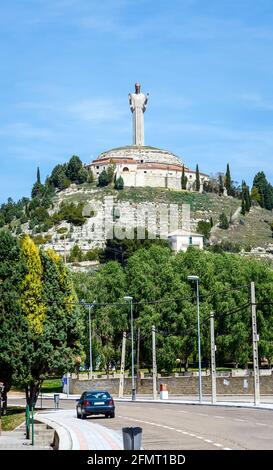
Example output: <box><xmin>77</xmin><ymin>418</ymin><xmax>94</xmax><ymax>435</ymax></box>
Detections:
<box><xmin>85</xmin><ymin>392</ymin><xmax>110</xmax><ymax>399</ymax></box>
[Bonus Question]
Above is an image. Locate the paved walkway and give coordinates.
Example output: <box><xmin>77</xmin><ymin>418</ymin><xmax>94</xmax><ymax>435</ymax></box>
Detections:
<box><xmin>36</xmin><ymin>410</ymin><xmax>123</xmax><ymax>450</ymax></box>
<box><xmin>0</xmin><ymin>425</ymin><xmax>52</xmax><ymax>450</ymax></box>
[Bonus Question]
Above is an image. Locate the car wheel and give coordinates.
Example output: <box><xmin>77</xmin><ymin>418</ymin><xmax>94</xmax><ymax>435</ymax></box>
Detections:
<box><xmin>81</xmin><ymin>410</ymin><xmax>86</xmax><ymax>419</ymax></box>
<box><xmin>76</xmin><ymin>409</ymin><xmax>81</xmax><ymax>419</ymax></box>
<box><xmin>110</xmin><ymin>412</ymin><xmax>115</xmax><ymax>419</ymax></box>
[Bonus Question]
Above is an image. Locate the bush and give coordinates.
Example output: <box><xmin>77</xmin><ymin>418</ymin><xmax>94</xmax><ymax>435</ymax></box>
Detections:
<box><xmin>219</xmin><ymin>212</ymin><xmax>229</xmax><ymax>229</ymax></box>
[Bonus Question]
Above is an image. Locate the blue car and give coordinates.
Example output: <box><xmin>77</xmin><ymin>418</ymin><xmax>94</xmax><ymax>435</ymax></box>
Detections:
<box><xmin>76</xmin><ymin>390</ymin><xmax>115</xmax><ymax>419</ymax></box>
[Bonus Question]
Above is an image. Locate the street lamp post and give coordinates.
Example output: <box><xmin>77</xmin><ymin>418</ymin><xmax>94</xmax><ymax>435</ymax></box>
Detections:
<box><xmin>187</xmin><ymin>275</ymin><xmax>202</xmax><ymax>403</ymax></box>
<box><xmin>124</xmin><ymin>296</ymin><xmax>135</xmax><ymax>401</ymax></box>
<box><xmin>82</xmin><ymin>300</ymin><xmax>96</xmax><ymax>379</ymax></box>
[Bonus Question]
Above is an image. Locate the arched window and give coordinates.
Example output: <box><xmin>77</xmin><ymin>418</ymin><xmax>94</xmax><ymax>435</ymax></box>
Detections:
<box><xmin>123</xmin><ymin>167</ymin><xmax>129</xmax><ymax>172</ymax></box>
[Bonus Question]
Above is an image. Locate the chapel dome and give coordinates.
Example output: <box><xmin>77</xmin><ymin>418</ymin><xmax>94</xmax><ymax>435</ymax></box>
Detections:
<box><xmin>95</xmin><ymin>145</ymin><xmax>183</xmax><ymax>167</ymax></box>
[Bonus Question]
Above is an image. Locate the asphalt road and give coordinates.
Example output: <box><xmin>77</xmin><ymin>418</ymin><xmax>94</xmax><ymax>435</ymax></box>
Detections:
<box><xmin>8</xmin><ymin>397</ymin><xmax>273</xmax><ymax>450</ymax></box>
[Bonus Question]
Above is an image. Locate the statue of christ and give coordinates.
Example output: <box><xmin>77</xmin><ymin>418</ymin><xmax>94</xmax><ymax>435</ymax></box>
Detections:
<box><xmin>129</xmin><ymin>83</ymin><xmax>149</xmax><ymax>146</ymax></box>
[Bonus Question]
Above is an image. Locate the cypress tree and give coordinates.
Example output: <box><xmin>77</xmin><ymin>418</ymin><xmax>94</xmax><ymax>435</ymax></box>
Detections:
<box><xmin>219</xmin><ymin>174</ymin><xmax>224</xmax><ymax>195</ymax></box>
<box><xmin>37</xmin><ymin>167</ymin><xmax>41</xmax><ymax>184</ymax></box>
<box><xmin>195</xmin><ymin>164</ymin><xmax>200</xmax><ymax>192</ymax></box>
<box><xmin>181</xmin><ymin>165</ymin><xmax>187</xmax><ymax>190</ymax></box>
<box><xmin>225</xmin><ymin>163</ymin><xmax>232</xmax><ymax>195</ymax></box>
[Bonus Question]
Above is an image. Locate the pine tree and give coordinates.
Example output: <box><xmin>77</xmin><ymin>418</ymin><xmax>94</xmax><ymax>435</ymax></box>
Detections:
<box><xmin>115</xmin><ymin>176</ymin><xmax>124</xmax><ymax>190</ymax></box>
<box><xmin>37</xmin><ymin>167</ymin><xmax>41</xmax><ymax>184</ymax></box>
<box><xmin>195</xmin><ymin>164</ymin><xmax>200</xmax><ymax>192</ymax></box>
<box><xmin>225</xmin><ymin>163</ymin><xmax>232</xmax><ymax>196</ymax></box>
<box><xmin>98</xmin><ymin>169</ymin><xmax>109</xmax><ymax>187</ymax></box>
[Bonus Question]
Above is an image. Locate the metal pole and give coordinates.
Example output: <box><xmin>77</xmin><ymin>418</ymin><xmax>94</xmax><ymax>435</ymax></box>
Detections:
<box><xmin>196</xmin><ymin>279</ymin><xmax>202</xmax><ymax>403</ymax></box>
<box><xmin>31</xmin><ymin>405</ymin><xmax>34</xmax><ymax>446</ymax></box>
<box><xmin>152</xmin><ymin>325</ymin><xmax>157</xmax><ymax>400</ymax></box>
<box><xmin>119</xmin><ymin>332</ymin><xmax>127</xmax><ymax>398</ymax></box>
<box><xmin>250</xmin><ymin>282</ymin><xmax>260</xmax><ymax>405</ymax></box>
<box><xmin>210</xmin><ymin>312</ymin><xmax>217</xmax><ymax>404</ymax></box>
<box><xmin>66</xmin><ymin>372</ymin><xmax>69</xmax><ymax>398</ymax></box>
<box><xmin>131</xmin><ymin>300</ymin><xmax>135</xmax><ymax>400</ymax></box>
<box><xmin>89</xmin><ymin>304</ymin><xmax>93</xmax><ymax>379</ymax></box>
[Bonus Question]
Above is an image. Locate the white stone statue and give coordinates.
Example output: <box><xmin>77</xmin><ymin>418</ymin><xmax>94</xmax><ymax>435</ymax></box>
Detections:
<box><xmin>129</xmin><ymin>83</ymin><xmax>149</xmax><ymax>146</ymax></box>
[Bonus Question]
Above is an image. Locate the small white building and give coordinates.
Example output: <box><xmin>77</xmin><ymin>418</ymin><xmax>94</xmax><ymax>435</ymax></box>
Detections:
<box><xmin>168</xmin><ymin>231</ymin><xmax>204</xmax><ymax>253</ymax></box>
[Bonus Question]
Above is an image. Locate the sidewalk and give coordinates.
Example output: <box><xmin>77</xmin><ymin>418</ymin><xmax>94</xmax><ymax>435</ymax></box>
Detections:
<box><xmin>0</xmin><ymin>424</ymin><xmax>53</xmax><ymax>450</ymax></box>
<box><xmin>36</xmin><ymin>410</ymin><xmax>123</xmax><ymax>450</ymax></box>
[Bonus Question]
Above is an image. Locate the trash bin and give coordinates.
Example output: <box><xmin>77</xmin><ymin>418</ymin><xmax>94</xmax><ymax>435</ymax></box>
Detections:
<box><xmin>122</xmin><ymin>427</ymin><xmax>142</xmax><ymax>450</ymax></box>
<box><xmin>54</xmin><ymin>393</ymin><xmax>60</xmax><ymax>409</ymax></box>
<box><xmin>160</xmin><ymin>383</ymin><xmax>168</xmax><ymax>400</ymax></box>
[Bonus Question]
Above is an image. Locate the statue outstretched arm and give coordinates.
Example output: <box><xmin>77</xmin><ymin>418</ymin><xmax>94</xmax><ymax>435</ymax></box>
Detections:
<box><xmin>143</xmin><ymin>92</ymin><xmax>149</xmax><ymax>112</ymax></box>
<box><xmin>128</xmin><ymin>93</ymin><xmax>134</xmax><ymax>113</ymax></box>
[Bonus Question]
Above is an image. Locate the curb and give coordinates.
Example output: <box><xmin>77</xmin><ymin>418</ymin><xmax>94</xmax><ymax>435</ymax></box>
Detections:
<box><xmin>35</xmin><ymin>413</ymin><xmax>73</xmax><ymax>450</ymax></box>
<box><xmin>114</xmin><ymin>397</ymin><xmax>273</xmax><ymax>411</ymax></box>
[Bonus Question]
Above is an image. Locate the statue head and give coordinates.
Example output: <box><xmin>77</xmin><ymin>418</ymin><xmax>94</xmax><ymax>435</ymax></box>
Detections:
<box><xmin>135</xmin><ymin>82</ymin><xmax>141</xmax><ymax>94</ymax></box>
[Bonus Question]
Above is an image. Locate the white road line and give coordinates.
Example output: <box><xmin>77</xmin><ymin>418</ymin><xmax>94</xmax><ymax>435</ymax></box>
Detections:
<box><xmin>214</xmin><ymin>415</ymin><xmax>225</xmax><ymax>419</ymax></box>
<box><xmin>234</xmin><ymin>418</ymin><xmax>246</xmax><ymax>422</ymax></box>
<box><xmin>179</xmin><ymin>410</ymin><xmax>189</xmax><ymax>413</ymax></box>
<box><xmin>117</xmin><ymin>415</ymin><xmax>232</xmax><ymax>450</ymax></box>
<box><xmin>198</xmin><ymin>413</ymin><xmax>209</xmax><ymax>417</ymax></box>
<box><xmin>255</xmin><ymin>422</ymin><xmax>267</xmax><ymax>426</ymax></box>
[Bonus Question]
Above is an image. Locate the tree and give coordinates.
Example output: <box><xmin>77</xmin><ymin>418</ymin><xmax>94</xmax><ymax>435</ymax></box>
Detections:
<box><xmin>16</xmin><ymin>238</ymin><xmax>85</xmax><ymax>407</ymax></box>
<box><xmin>66</xmin><ymin>156</ymin><xmax>82</xmax><ymax>181</ymax></box>
<box><xmin>225</xmin><ymin>163</ymin><xmax>232</xmax><ymax>195</ymax></box>
<box><xmin>0</xmin><ymin>231</ymin><xmax>25</xmax><ymax>413</ymax></box>
<box><xmin>195</xmin><ymin>165</ymin><xmax>200</xmax><ymax>192</ymax></box>
<box><xmin>241</xmin><ymin>181</ymin><xmax>251</xmax><ymax>214</ymax></box>
<box><xmin>49</xmin><ymin>164</ymin><xmax>70</xmax><ymax>190</ymax></box>
<box><xmin>219</xmin><ymin>174</ymin><xmax>224</xmax><ymax>196</ymax></box>
<box><xmin>241</xmin><ymin>198</ymin><xmax>246</xmax><ymax>215</ymax></box>
<box><xmin>114</xmin><ymin>176</ymin><xmax>124</xmax><ymax>190</ymax></box>
<box><xmin>219</xmin><ymin>212</ymin><xmax>229</xmax><ymax>229</ymax></box>
<box><xmin>181</xmin><ymin>165</ymin><xmax>187</xmax><ymax>190</ymax></box>
<box><xmin>107</xmin><ymin>164</ymin><xmax>116</xmax><ymax>184</ymax></box>
<box><xmin>69</xmin><ymin>244</ymin><xmax>84</xmax><ymax>262</ymax></box>
<box><xmin>98</xmin><ymin>170</ymin><xmax>109</xmax><ymax>187</ymax></box>
<box><xmin>252</xmin><ymin>171</ymin><xmax>273</xmax><ymax>210</ymax></box>
<box><xmin>197</xmin><ymin>220</ymin><xmax>211</xmax><ymax>240</ymax></box>
<box><xmin>37</xmin><ymin>167</ymin><xmax>41</xmax><ymax>184</ymax></box>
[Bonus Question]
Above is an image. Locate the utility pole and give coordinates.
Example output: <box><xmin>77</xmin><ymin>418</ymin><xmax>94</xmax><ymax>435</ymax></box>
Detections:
<box><xmin>152</xmin><ymin>325</ymin><xmax>157</xmax><ymax>400</ymax></box>
<box><xmin>250</xmin><ymin>281</ymin><xmax>260</xmax><ymax>405</ymax></box>
<box><xmin>210</xmin><ymin>312</ymin><xmax>217</xmax><ymax>404</ymax></box>
<box><xmin>119</xmin><ymin>332</ymin><xmax>127</xmax><ymax>398</ymax></box>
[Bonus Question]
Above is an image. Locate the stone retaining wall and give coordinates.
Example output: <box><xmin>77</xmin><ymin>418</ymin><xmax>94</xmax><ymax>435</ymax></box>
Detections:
<box><xmin>70</xmin><ymin>374</ymin><xmax>273</xmax><ymax>396</ymax></box>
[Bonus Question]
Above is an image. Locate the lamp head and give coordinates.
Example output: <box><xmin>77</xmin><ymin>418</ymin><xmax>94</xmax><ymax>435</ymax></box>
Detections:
<box><xmin>124</xmin><ymin>296</ymin><xmax>133</xmax><ymax>301</ymax></box>
<box><xmin>187</xmin><ymin>275</ymin><xmax>199</xmax><ymax>281</ymax></box>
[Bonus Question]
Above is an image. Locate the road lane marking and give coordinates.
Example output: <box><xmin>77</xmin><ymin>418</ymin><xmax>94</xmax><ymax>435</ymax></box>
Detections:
<box><xmin>255</xmin><ymin>422</ymin><xmax>267</xmax><ymax>426</ymax></box>
<box><xmin>117</xmin><ymin>415</ymin><xmax>232</xmax><ymax>450</ymax></box>
<box><xmin>179</xmin><ymin>410</ymin><xmax>189</xmax><ymax>413</ymax></box>
<box><xmin>234</xmin><ymin>419</ymin><xmax>246</xmax><ymax>422</ymax></box>
<box><xmin>198</xmin><ymin>413</ymin><xmax>209</xmax><ymax>417</ymax></box>
<box><xmin>214</xmin><ymin>415</ymin><xmax>225</xmax><ymax>419</ymax></box>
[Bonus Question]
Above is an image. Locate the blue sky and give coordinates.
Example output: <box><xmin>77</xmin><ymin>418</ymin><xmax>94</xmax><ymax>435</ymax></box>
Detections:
<box><xmin>1</xmin><ymin>0</ymin><xmax>273</xmax><ymax>202</ymax></box>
